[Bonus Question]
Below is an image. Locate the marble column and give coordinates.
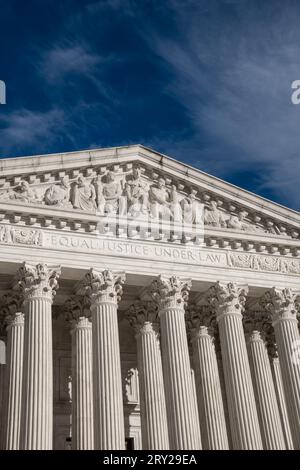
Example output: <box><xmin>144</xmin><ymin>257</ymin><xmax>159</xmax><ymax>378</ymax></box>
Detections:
<box><xmin>187</xmin><ymin>305</ymin><xmax>229</xmax><ymax>449</ymax></box>
<box><xmin>0</xmin><ymin>364</ymin><xmax>5</xmax><ymax>450</ymax></box>
<box><xmin>247</xmin><ymin>330</ymin><xmax>285</xmax><ymax>449</ymax></box>
<box><xmin>261</xmin><ymin>288</ymin><xmax>300</xmax><ymax>449</ymax></box>
<box><xmin>18</xmin><ymin>262</ymin><xmax>61</xmax><ymax>450</ymax></box>
<box><xmin>65</xmin><ymin>297</ymin><xmax>94</xmax><ymax>450</ymax></box>
<box><xmin>208</xmin><ymin>282</ymin><xmax>262</xmax><ymax>449</ymax></box>
<box><xmin>272</xmin><ymin>357</ymin><xmax>294</xmax><ymax>450</ymax></box>
<box><xmin>151</xmin><ymin>275</ymin><xmax>201</xmax><ymax>449</ymax></box>
<box><xmin>1</xmin><ymin>293</ymin><xmax>24</xmax><ymax>450</ymax></box>
<box><xmin>126</xmin><ymin>301</ymin><xmax>169</xmax><ymax>449</ymax></box>
<box><xmin>81</xmin><ymin>269</ymin><xmax>125</xmax><ymax>450</ymax></box>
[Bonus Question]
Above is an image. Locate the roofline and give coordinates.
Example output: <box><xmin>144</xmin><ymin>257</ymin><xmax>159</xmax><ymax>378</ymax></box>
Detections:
<box><xmin>0</xmin><ymin>143</ymin><xmax>299</xmax><ymax>218</ymax></box>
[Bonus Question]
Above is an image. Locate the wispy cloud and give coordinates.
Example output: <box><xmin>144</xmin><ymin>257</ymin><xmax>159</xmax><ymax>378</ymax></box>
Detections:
<box><xmin>40</xmin><ymin>44</ymin><xmax>102</xmax><ymax>83</ymax></box>
<box><xmin>0</xmin><ymin>108</ymin><xmax>67</xmax><ymax>154</ymax></box>
<box><xmin>139</xmin><ymin>0</ymin><xmax>300</xmax><ymax>208</ymax></box>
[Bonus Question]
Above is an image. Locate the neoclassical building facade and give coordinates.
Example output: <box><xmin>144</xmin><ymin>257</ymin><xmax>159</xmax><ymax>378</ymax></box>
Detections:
<box><xmin>0</xmin><ymin>145</ymin><xmax>299</xmax><ymax>450</ymax></box>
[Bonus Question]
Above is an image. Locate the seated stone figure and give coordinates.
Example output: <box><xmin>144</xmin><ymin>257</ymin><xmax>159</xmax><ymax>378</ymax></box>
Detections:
<box><xmin>72</xmin><ymin>176</ymin><xmax>97</xmax><ymax>212</ymax></box>
<box><xmin>0</xmin><ymin>180</ymin><xmax>37</xmax><ymax>204</ymax></box>
<box><xmin>149</xmin><ymin>177</ymin><xmax>172</xmax><ymax>219</ymax></box>
<box><xmin>204</xmin><ymin>200</ymin><xmax>227</xmax><ymax>227</ymax></box>
<box><xmin>227</xmin><ymin>210</ymin><xmax>257</xmax><ymax>232</ymax></box>
<box><xmin>44</xmin><ymin>176</ymin><xmax>72</xmax><ymax>208</ymax></box>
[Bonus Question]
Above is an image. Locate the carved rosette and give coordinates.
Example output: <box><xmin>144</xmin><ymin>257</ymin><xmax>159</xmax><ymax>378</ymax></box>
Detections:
<box><xmin>64</xmin><ymin>296</ymin><xmax>91</xmax><ymax>330</ymax></box>
<box><xmin>126</xmin><ymin>301</ymin><xmax>159</xmax><ymax>337</ymax></box>
<box><xmin>151</xmin><ymin>275</ymin><xmax>191</xmax><ymax>311</ymax></box>
<box><xmin>208</xmin><ymin>281</ymin><xmax>248</xmax><ymax>320</ymax></box>
<box><xmin>16</xmin><ymin>263</ymin><xmax>61</xmax><ymax>303</ymax></box>
<box><xmin>80</xmin><ymin>269</ymin><xmax>125</xmax><ymax>306</ymax></box>
<box><xmin>260</xmin><ymin>288</ymin><xmax>297</xmax><ymax>324</ymax></box>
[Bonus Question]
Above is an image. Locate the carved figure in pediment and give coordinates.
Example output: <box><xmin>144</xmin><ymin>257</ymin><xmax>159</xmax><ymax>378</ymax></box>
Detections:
<box><xmin>72</xmin><ymin>176</ymin><xmax>97</xmax><ymax>212</ymax></box>
<box><xmin>204</xmin><ymin>200</ymin><xmax>227</xmax><ymax>227</ymax></box>
<box><xmin>149</xmin><ymin>177</ymin><xmax>172</xmax><ymax>219</ymax></box>
<box><xmin>227</xmin><ymin>210</ymin><xmax>258</xmax><ymax>232</ymax></box>
<box><xmin>102</xmin><ymin>171</ymin><xmax>122</xmax><ymax>214</ymax></box>
<box><xmin>181</xmin><ymin>191</ymin><xmax>202</xmax><ymax>225</ymax></box>
<box><xmin>93</xmin><ymin>175</ymin><xmax>105</xmax><ymax>214</ymax></box>
<box><xmin>0</xmin><ymin>180</ymin><xmax>37</xmax><ymax>204</ymax></box>
<box><xmin>14</xmin><ymin>180</ymin><xmax>37</xmax><ymax>203</ymax></box>
<box><xmin>125</xmin><ymin>166</ymin><xmax>149</xmax><ymax>217</ymax></box>
<box><xmin>44</xmin><ymin>176</ymin><xmax>72</xmax><ymax>208</ymax></box>
<box><xmin>170</xmin><ymin>185</ymin><xmax>182</xmax><ymax>222</ymax></box>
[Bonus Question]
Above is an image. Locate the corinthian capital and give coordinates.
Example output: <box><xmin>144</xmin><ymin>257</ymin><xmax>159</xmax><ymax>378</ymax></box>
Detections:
<box><xmin>80</xmin><ymin>268</ymin><xmax>125</xmax><ymax>304</ymax></box>
<box><xmin>64</xmin><ymin>296</ymin><xmax>91</xmax><ymax>327</ymax></box>
<box><xmin>126</xmin><ymin>301</ymin><xmax>159</xmax><ymax>336</ymax></box>
<box><xmin>260</xmin><ymin>287</ymin><xmax>297</xmax><ymax>323</ymax></box>
<box><xmin>1</xmin><ymin>292</ymin><xmax>24</xmax><ymax>327</ymax></box>
<box><xmin>17</xmin><ymin>262</ymin><xmax>61</xmax><ymax>302</ymax></box>
<box><xmin>151</xmin><ymin>275</ymin><xmax>191</xmax><ymax>311</ymax></box>
<box><xmin>207</xmin><ymin>281</ymin><xmax>248</xmax><ymax>319</ymax></box>
<box><xmin>185</xmin><ymin>304</ymin><xmax>215</xmax><ymax>335</ymax></box>
<box><xmin>244</xmin><ymin>310</ymin><xmax>278</xmax><ymax>358</ymax></box>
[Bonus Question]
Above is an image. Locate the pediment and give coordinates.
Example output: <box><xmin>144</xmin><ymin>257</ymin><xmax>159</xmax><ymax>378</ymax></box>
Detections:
<box><xmin>0</xmin><ymin>145</ymin><xmax>300</xmax><ymax>253</ymax></box>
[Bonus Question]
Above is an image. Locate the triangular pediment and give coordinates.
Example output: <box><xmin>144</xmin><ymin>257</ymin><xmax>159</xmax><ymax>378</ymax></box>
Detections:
<box><xmin>0</xmin><ymin>145</ymin><xmax>300</xmax><ymax>253</ymax></box>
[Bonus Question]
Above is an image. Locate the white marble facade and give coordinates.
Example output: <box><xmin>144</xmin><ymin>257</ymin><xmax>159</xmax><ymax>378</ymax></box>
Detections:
<box><xmin>0</xmin><ymin>145</ymin><xmax>300</xmax><ymax>450</ymax></box>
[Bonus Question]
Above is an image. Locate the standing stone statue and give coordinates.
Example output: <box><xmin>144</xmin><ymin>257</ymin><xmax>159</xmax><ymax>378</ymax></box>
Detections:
<box><xmin>125</xmin><ymin>166</ymin><xmax>149</xmax><ymax>217</ymax></box>
<box><xmin>169</xmin><ymin>185</ymin><xmax>182</xmax><ymax>222</ymax></box>
<box><xmin>102</xmin><ymin>171</ymin><xmax>122</xmax><ymax>214</ymax></box>
<box><xmin>93</xmin><ymin>175</ymin><xmax>105</xmax><ymax>214</ymax></box>
<box><xmin>181</xmin><ymin>190</ymin><xmax>202</xmax><ymax>225</ymax></box>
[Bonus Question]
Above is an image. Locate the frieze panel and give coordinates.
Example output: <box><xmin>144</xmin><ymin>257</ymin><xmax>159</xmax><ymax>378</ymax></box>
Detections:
<box><xmin>1</xmin><ymin>223</ymin><xmax>300</xmax><ymax>276</ymax></box>
<box><xmin>0</xmin><ymin>161</ymin><xmax>299</xmax><ymax>240</ymax></box>
<box><xmin>227</xmin><ymin>252</ymin><xmax>300</xmax><ymax>274</ymax></box>
<box><xmin>0</xmin><ymin>224</ymin><xmax>43</xmax><ymax>246</ymax></box>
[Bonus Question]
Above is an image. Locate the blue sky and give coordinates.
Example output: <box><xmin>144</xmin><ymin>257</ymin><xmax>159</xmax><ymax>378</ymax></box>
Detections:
<box><xmin>1</xmin><ymin>0</ymin><xmax>300</xmax><ymax>210</ymax></box>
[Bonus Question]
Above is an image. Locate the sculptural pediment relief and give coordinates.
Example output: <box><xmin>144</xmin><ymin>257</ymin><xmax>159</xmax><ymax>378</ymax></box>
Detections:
<box><xmin>0</xmin><ymin>145</ymin><xmax>299</xmax><ymax>241</ymax></box>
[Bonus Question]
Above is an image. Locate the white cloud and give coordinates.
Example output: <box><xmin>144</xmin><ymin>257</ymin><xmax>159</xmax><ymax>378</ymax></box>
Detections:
<box><xmin>0</xmin><ymin>108</ymin><xmax>67</xmax><ymax>154</ymax></box>
<box><xmin>40</xmin><ymin>44</ymin><xmax>102</xmax><ymax>83</ymax></box>
<box><xmin>139</xmin><ymin>0</ymin><xmax>300</xmax><ymax>208</ymax></box>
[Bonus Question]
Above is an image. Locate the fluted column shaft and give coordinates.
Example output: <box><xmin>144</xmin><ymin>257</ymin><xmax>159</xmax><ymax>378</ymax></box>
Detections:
<box><xmin>151</xmin><ymin>275</ymin><xmax>201</xmax><ymax>450</ymax></box>
<box><xmin>18</xmin><ymin>263</ymin><xmax>60</xmax><ymax>450</ymax></box>
<box><xmin>136</xmin><ymin>324</ymin><xmax>169</xmax><ymax>449</ymax></box>
<box><xmin>248</xmin><ymin>331</ymin><xmax>285</xmax><ymax>449</ymax></box>
<box><xmin>273</xmin><ymin>318</ymin><xmax>300</xmax><ymax>448</ymax></box>
<box><xmin>71</xmin><ymin>317</ymin><xmax>94</xmax><ymax>449</ymax></box>
<box><xmin>261</xmin><ymin>287</ymin><xmax>300</xmax><ymax>449</ymax></box>
<box><xmin>192</xmin><ymin>326</ymin><xmax>229</xmax><ymax>449</ymax></box>
<box><xmin>82</xmin><ymin>269</ymin><xmax>125</xmax><ymax>450</ymax></box>
<box><xmin>0</xmin><ymin>361</ymin><xmax>5</xmax><ymax>450</ymax></box>
<box><xmin>272</xmin><ymin>358</ymin><xmax>294</xmax><ymax>450</ymax></box>
<box><xmin>127</xmin><ymin>303</ymin><xmax>169</xmax><ymax>449</ymax></box>
<box><xmin>92</xmin><ymin>300</ymin><xmax>124</xmax><ymax>449</ymax></box>
<box><xmin>209</xmin><ymin>282</ymin><xmax>262</xmax><ymax>449</ymax></box>
<box><xmin>3</xmin><ymin>311</ymin><xmax>24</xmax><ymax>449</ymax></box>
